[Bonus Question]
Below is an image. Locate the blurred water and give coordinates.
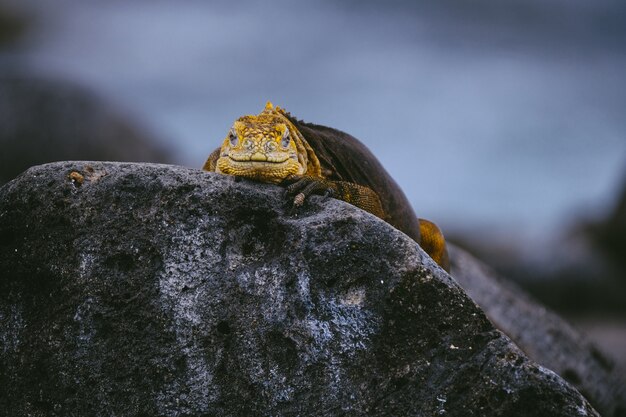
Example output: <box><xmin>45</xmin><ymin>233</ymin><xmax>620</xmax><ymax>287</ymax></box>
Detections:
<box><xmin>4</xmin><ymin>0</ymin><xmax>626</xmax><ymax>249</ymax></box>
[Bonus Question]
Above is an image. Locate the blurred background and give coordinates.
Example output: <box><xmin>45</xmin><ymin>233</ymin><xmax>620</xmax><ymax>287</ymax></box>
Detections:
<box><xmin>1</xmin><ymin>0</ymin><xmax>625</xmax><ymax>365</ymax></box>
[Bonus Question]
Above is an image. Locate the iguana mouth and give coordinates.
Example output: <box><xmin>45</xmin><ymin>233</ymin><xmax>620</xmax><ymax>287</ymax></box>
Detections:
<box><xmin>228</xmin><ymin>155</ymin><xmax>291</xmax><ymax>164</ymax></box>
<box><xmin>226</xmin><ymin>158</ymin><xmax>290</xmax><ymax>167</ymax></box>
<box><xmin>219</xmin><ymin>156</ymin><xmax>302</xmax><ymax>183</ymax></box>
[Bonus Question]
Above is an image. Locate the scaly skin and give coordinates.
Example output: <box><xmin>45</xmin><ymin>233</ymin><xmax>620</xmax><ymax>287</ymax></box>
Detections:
<box><xmin>203</xmin><ymin>102</ymin><xmax>449</xmax><ymax>271</ymax></box>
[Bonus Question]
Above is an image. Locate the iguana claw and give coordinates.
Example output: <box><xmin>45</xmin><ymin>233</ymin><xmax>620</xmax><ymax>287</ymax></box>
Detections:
<box><xmin>293</xmin><ymin>193</ymin><xmax>306</xmax><ymax>207</ymax></box>
<box><xmin>284</xmin><ymin>176</ymin><xmax>335</xmax><ymax>208</ymax></box>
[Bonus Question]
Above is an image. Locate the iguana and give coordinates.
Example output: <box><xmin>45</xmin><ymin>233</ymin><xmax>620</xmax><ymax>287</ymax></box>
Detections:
<box><xmin>203</xmin><ymin>102</ymin><xmax>450</xmax><ymax>271</ymax></box>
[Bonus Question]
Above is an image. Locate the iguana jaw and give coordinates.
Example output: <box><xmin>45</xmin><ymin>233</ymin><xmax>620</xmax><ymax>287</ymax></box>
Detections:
<box><xmin>217</xmin><ymin>157</ymin><xmax>304</xmax><ymax>184</ymax></box>
<box><xmin>228</xmin><ymin>153</ymin><xmax>291</xmax><ymax>164</ymax></box>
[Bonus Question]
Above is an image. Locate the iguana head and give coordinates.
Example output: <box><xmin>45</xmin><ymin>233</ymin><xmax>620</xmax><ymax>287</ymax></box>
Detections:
<box><xmin>215</xmin><ymin>102</ymin><xmax>319</xmax><ymax>183</ymax></box>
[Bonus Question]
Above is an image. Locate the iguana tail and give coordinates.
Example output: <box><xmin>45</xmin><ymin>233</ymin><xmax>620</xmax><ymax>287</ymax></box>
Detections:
<box><xmin>418</xmin><ymin>219</ymin><xmax>450</xmax><ymax>272</ymax></box>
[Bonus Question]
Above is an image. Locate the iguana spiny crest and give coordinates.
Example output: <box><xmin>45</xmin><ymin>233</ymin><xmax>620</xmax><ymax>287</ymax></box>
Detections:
<box><xmin>214</xmin><ymin>102</ymin><xmax>321</xmax><ymax>184</ymax></box>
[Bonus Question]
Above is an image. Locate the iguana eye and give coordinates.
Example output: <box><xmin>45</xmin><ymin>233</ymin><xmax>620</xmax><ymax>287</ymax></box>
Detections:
<box><xmin>281</xmin><ymin>128</ymin><xmax>291</xmax><ymax>148</ymax></box>
<box><xmin>228</xmin><ymin>129</ymin><xmax>239</xmax><ymax>146</ymax></box>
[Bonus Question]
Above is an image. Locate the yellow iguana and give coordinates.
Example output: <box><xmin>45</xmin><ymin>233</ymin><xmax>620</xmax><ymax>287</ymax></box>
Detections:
<box><xmin>203</xmin><ymin>102</ymin><xmax>449</xmax><ymax>271</ymax></box>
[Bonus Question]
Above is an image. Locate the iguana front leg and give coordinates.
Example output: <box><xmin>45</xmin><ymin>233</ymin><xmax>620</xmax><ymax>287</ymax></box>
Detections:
<box><xmin>283</xmin><ymin>175</ymin><xmax>386</xmax><ymax>220</ymax></box>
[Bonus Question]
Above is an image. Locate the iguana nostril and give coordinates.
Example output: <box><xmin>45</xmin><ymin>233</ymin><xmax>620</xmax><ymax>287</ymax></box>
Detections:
<box><xmin>250</xmin><ymin>152</ymin><xmax>267</xmax><ymax>162</ymax></box>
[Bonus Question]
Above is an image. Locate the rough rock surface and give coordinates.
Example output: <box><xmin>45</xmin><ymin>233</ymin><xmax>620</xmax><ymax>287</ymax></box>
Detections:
<box><xmin>0</xmin><ymin>74</ymin><xmax>173</xmax><ymax>186</ymax></box>
<box><xmin>450</xmin><ymin>245</ymin><xmax>626</xmax><ymax>417</ymax></box>
<box><xmin>0</xmin><ymin>162</ymin><xmax>598</xmax><ymax>417</ymax></box>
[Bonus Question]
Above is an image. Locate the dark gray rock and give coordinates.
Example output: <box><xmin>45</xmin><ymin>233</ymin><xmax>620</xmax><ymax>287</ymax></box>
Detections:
<box><xmin>0</xmin><ymin>162</ymin><xmax>598</xmax><ymax>416</ymax></box>
<box><xmin>588</xmin><ymin>171</ymin><xmax>626</xmax><ymax>271</ymax></box>
<box><xmin>0</xmin><ymin>74</ymin><xmax>174</xmax><ymax>186</ymax></box>
<box><xmin>450</xmin><ymin>245</ymin><xmax>626</xmax><ymax>417</ymax></box>
<box><xmin>0</xmin><ymin>1</ymin><xmax>26</xmax><ymax>47</ymax></box>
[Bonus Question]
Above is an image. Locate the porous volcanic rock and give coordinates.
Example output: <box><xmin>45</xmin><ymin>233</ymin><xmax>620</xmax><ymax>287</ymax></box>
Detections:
<box><xmin>450</xmin><ymin>245</ymin><xmax>626</xmax><ymax>417</ymax></box>
<box><xmin>0</xmin><ymin>162</ymin><xmax>597</xmax><ymax>416</ymax></box>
